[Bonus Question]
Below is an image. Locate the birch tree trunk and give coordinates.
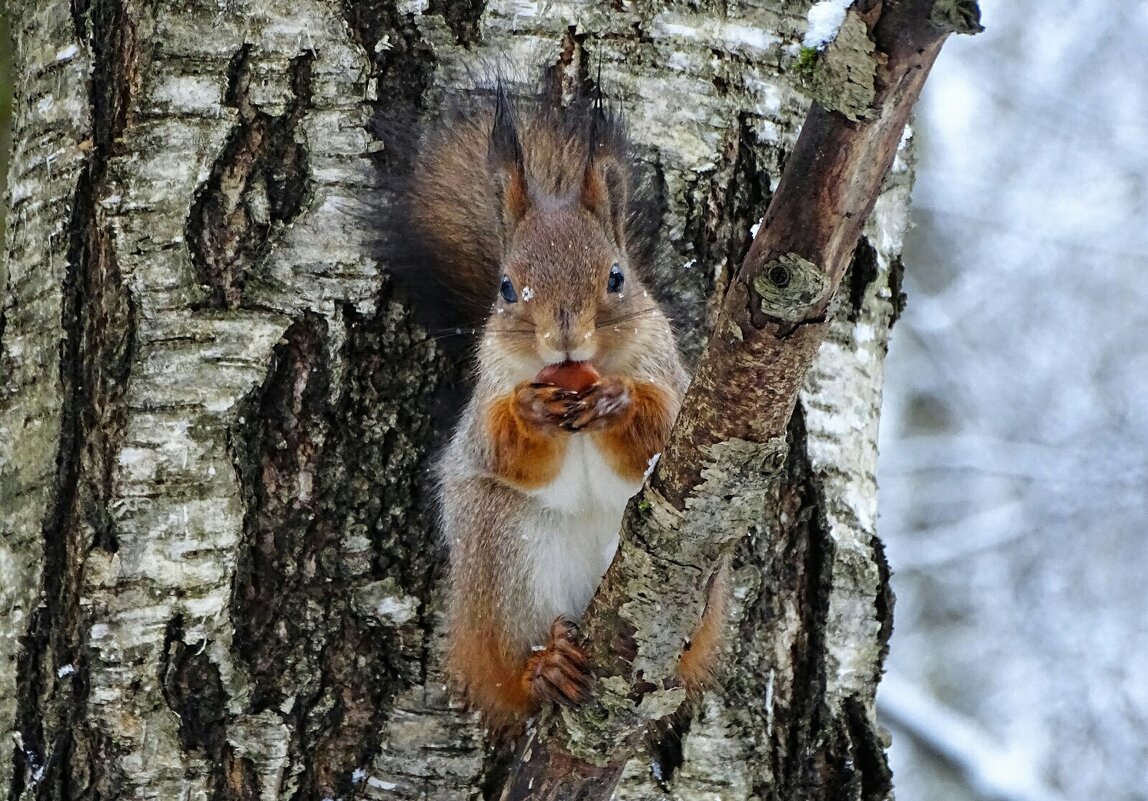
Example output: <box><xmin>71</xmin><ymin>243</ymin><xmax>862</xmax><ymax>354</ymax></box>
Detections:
<box><xmin>0</xmin><ymin>0</ymin><xmax>914</xmax><ymax>798</ymax></box>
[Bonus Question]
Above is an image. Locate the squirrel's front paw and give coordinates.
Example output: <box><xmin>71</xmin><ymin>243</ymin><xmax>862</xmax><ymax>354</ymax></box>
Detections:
<box><xmin>515</xmin><ymin>381</ymin><xmax>580</xmax><ymax>430</ymax></box>
<box><xmin>561</xmin><ymin>377</ymin><xmax>632</xmax><ymax>432</ymax></box>
<box><xmin>524</xmin><ymin>617</ymin><xmax>591</xmax><ymax>707</ymax></box>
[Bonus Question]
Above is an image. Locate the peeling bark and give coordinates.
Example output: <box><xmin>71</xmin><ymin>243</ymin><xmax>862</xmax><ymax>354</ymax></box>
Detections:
<box><xmin>0</xmin><ymin>0</ymin><xmax>958</xmax><ymax>798</ymax></box>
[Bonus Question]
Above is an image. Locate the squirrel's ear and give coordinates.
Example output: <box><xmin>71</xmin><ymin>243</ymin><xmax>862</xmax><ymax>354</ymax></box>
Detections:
<box><xmin>581</xmin><ymin>154</ymin><xmax>628</xmax><ymax>249</ymax></box>
<box><xmin>489</xmin><ymin>90</ymin><xmax>531</xmax><ymax>244</ymax></box>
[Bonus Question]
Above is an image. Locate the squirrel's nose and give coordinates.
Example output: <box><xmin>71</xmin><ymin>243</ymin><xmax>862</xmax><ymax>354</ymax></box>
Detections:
<box><xmin>555</xmin><ymin>308</ymin><xmax>574</xmax><ymax>351</ymax></box>
<box><xmin>550</xmin><ymin>306</ymin><xmax>594</xmax><ymax>361</ymax></box>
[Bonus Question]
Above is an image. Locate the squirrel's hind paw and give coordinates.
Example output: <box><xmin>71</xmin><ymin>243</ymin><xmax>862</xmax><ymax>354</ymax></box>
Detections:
<box><xmin>525</xmin><ymin>617</ymin><xmax>592</xmax><ymax>707</ymax></box>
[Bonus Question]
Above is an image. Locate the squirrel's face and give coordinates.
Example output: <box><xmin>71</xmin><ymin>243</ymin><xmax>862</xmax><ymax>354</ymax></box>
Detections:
<box><xmin>481</xmin><ymin>103</ymin><xmax>661</xmax><ymax>380</ymax></box>
<box><xmin>486</xmin><ymin>204</ymin><xmax>657</xmax><ymax>378</ymax></box>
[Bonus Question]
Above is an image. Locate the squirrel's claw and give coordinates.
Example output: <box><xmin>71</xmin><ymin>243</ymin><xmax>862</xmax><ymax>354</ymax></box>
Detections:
<box><xmin>526</xmin><ymin>616</ymin><xmax>592</xmax><ymax>708</ymax></box>
<box><xmin>516</xmin><ymin>381</ymin><xmax>584</xmax><ymax>429</ymax></box>
<box><xmin>559</xmin><ymin>378</ymin><xmax>631</xmax><ymax>432</ymax></box>
<box><xmin>559</xmin><ymin>399</ymin><xmax>590</xmax><ymax>432</ymax></box>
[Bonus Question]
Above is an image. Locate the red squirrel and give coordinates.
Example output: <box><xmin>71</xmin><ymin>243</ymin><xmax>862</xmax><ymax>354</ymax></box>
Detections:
<box><xmin>404</xmin><ymin>89</ymin><xmax>725</xmax><ymax>732</ymax></box>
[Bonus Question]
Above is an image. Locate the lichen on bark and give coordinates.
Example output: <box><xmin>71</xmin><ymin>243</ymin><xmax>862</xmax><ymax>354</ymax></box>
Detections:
<box><xmin>806</xmin><ymin>9</ymin><xmax>879</xmax><ymax>122</ymax></box>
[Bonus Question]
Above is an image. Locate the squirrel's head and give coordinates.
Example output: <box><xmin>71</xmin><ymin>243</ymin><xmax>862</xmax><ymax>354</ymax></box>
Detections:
<box><xmin>483</xmin><ymin>97</ymin><xmax>662</xmax><ymax>378</ymax></box>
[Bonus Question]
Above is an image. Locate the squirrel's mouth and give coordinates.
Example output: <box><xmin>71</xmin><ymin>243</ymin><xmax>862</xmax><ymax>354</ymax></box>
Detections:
<box><xmin>535</xmin><ymin>360</ymin><xmax>600</xmax><ymax>392</ymax></box>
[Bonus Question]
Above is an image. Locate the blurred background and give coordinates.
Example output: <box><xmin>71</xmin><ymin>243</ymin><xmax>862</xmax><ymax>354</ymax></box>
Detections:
<box><xmin>1</xmin><ymin>0</ymin><xmax>1143</xmax><ymax>798</ymax></box>
<box><xmin>878</xmin><ymin>1</ymin><xmax>1148</xmax><ymax>800</ymax></box>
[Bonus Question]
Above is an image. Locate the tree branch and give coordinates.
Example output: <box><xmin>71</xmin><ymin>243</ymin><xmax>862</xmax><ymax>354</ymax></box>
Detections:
<box><xmin>501</xmin><ymin>1</ymin><xmax>981</xmax><ymax>797</ymax></box>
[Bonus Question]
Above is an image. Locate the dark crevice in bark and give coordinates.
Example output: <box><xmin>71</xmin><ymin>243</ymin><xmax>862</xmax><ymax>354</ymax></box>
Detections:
<box><xmin>161</xmin><ymin>615</ymin><xmax>227</xmax><ymax>752</ymax></box>
<box><xmin>87</xmin><ymin>0</ymin><xmax>137</xmax><ymax>156</ymax></box>
<box><xmin>230</xmin><ymin>314</ymin><xmax>333</xmax><ymax>711</ymax></box>
<box><xmin>544</xmin><ymin>26</ymin><xmax>589</xmax><ymax>105</ymax></box>
<box><xmin>296</xmin><ymin>297</ymin><xmax>446</xmax><ymax>797</ymax></box>
<box><xmin>887</xmin><ymin>255</ymin><xmax>907</xmax><ymax>325</ymax></box>
<box><xmin>676</xmin><ymin>114</ymin><xmax>773</xmax><ymax>360</ymax></box>
<box><xmin>726</xmin><ymin>522</ymin><xmax>775</xmax><ymax>799</ymax></box>
<box><xmin>69</xmin><ymin>0</ymin><xmax>88</xmax><ymax>42</ymax></box>
<box><xmin>847</xmin><ymin>237</ymin><xmax>879</xmax><ymax>322</ymax></box>
<box><xmin>844</xmin><ymin>695</ymin><xmax>894</xmax><ymax>801</ymax></box>
<box><xmin>11</xmin><ymin>0</ymin><xmax>137</xmax><ymax>797</ymax></box>
<box><xmin>478</xmin><ymin>740</ymin><xmax>515</xmax><ymax>801</ymax></box>
<box><xmin>769</xmin><ymin>405</ymin><xmax>833</xmax><ymax>799</ymax></box>
<box><xmin>187</xmin><ymin>47</ymin><xmax>313</xmax><ymax>310</ymax></box>
<box><xmin>229</xmin><ymin>314</ymin><xmax>346</xmax><ymax>798</ymax></box>
<box><xmin>871</xmin><ymin>535</ymin><xmax>894</xmax><ymax>673</ymax></box>
<box><xmin>0</xmin><ymin>309</ymin><xmax>8</xmax><ymax>382</ymax></box>
<box><xmin>646</xmin><ymin>707</ymin><xmax>691</xmax><ymax>790</ymax></box>
<box><xmin>673</xmin><ymin>172</ymin><xmax>709</xmax><ymax>361</ymax></box>
<box><xmin>159</xmin><ymin>616</ymin><xmax>261</xmax><ymax>801</ymax></box>
<box><xmin>426</xmin><ymin>0</ymin><xmax>488</xmax><ymax>46</ymax></box>
<box><xmin>748</xmin><ymin>404</ymin><xmax>893</xmax><ymax>801</ymax></box>
<box><xmin>228</xmin><ymin>285</ymin><xmax>446</xmax><ymax>798</ymax></box>
<box><xmin>343</xmin><ymin>0</ymin><xmax>437</xmax><ymax>176</ymax></box>
<box><xmin>727</xmin><ymin>113</ymin><xmax>774</xmax><ymax>287</ymax></box>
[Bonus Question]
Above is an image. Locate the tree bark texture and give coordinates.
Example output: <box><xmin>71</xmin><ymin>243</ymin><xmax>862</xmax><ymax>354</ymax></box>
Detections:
<box><xmin>0</xmin><ymin>0</ymin><xmax>917</xmax><ymax>799</ymax></box>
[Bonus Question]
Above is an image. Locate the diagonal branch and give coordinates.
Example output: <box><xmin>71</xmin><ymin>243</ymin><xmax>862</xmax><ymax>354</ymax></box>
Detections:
<box><xmin>500</xmin><ymin>1</ymin><xmax>982</xmax><ymax>797</ymax></box>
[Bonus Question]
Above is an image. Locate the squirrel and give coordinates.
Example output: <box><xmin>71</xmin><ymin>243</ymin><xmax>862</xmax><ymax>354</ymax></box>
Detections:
<box><xmin>401</xmin><ymin>87</ymin><xmax>726</xmax><ymax>733</ymax></box>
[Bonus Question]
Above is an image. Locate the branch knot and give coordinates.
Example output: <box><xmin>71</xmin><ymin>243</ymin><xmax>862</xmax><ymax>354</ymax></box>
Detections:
<box><xmin>930</xmin><ymin>0</ymin><xmax>984</xmax><ymax>35</ymax></box>
<box><xmin>752</xmin><ymin>253</ymin><xmax>832</xmax><ymax>323</ymax></box>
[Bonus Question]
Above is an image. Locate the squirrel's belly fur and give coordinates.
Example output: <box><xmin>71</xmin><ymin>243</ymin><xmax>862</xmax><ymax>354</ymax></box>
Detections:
<box><xmin>521</xmin><ymin>436</ymin><xmax>642</xmax><ymax>639</ymax></box>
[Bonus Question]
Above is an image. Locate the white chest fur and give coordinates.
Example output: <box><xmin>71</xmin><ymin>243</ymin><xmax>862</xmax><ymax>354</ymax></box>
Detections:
<box><xmin>521</xmin><ymin>436</ymin><xmax>642</xmax><ymax>637</ymax></box>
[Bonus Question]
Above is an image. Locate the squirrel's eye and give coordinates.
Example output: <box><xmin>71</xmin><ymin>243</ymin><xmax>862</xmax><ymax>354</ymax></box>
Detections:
<box><xmin>607</xmin><ymin>264</ymin><xmax>625</xmax><ymax>294</ymax></box>
<box><xmin>500</xmin><ymin>275</ymin><xmax>517</xmax><ymax>303</ymax></box>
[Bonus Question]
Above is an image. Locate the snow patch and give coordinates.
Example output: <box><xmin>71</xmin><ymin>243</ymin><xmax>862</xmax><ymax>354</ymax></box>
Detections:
<box><xmin>653</xmin><ymin>15</ymin><xmax>781</xmax><ymax>52</ymax></box>
<box><xmin>53</xmin><ymin>44</ymin><xmax>80</xmax><ymax>63</ymax></box>
<box><xmin>203</xmin><ymin>397</ymin><xmax>234</xmax><ymax>413</ymax></box>
<box><xmin>118</xmin><ymin>447</ymin><xmax>150</xmax><ymax>466</ymax></box>
<box><xmin>397</xmin><ymin>0</ymin><xmax>427</xmax><ymax>14</ymax></box>
<box><xmin>643</xmin><ymin>452</ymin><xmax>661</xmax><ymax>482</ymax></box>
<box><xmin>375</xmin><ymin>595</ymin><xmax>418</xmax><ymax>626</ymax></box>
<box><xmin>803</xmin><ymin>0</ymin><xmax>854</xmax><ymax>49</ymax></box>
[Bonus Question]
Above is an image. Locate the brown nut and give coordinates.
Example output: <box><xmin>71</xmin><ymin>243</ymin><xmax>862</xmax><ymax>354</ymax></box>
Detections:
<box><xmin>536</xmin><ymin>361</ymin><xmax>601</xmax><ymax>392</ymax></box>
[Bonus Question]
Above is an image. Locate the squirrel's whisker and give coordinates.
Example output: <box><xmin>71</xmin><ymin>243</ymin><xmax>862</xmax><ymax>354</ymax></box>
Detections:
<box><xmin>596</xmin><ymin>305</ymin><xmax>660</xmax><ymax>328</ymax></box>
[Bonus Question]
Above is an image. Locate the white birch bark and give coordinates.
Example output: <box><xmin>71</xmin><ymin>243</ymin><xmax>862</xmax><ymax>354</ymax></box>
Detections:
<box><xmin>0</xmin><ymin>0</ymin><xmax>910</xmax><ymax>798</ymax></box>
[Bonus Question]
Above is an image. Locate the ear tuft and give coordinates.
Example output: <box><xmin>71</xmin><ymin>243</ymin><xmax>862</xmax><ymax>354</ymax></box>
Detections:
<box><xmin>489</xmin><ymin>86</ymin><xmax>531</xmax><ymax>246</ymax></box>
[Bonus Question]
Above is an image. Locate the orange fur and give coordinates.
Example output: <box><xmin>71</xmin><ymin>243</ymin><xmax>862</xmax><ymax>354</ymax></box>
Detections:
<box><xmin>678</xmin><ymin>564</ymin><xmax>729</xmax><ymax>691</ymax></box>
<box><xmin>593</xmin><ymin>380</ymin><xmax>675</xmax><ymax>482</ymax></box>
<box><xmin>447</xmin><ymin>614</ymin><xmax>589</xmax><ymax>733</ymax></box>
<box><xmin>445</xmin><ymin>615</ymin><xmax>534</xmax><ymax>732</ymax></box>
<box><xmin>486</xmin><ymin>391</ymin><xmax>568</xmax><ymax>489</ymax></box>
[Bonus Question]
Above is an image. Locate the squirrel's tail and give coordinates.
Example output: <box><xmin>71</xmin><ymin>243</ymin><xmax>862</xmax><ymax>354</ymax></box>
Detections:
<box><xmin>399</xmin><ymin>91</ymin><xmax>509</xmax><ymax>334</ymax></box>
